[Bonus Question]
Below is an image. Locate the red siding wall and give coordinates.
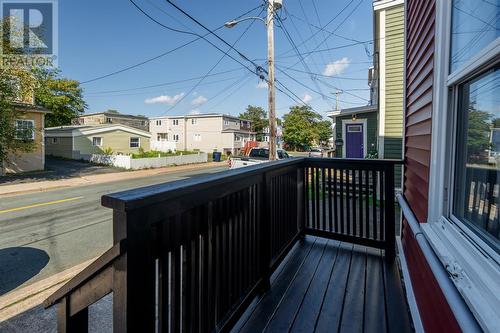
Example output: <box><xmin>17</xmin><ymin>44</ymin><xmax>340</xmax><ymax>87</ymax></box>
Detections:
<box><xmin>401</xmin><ymin>221</ymin><xmax>461</xmax><ymax>332</ymax></box>
<box><xmin>403</xmin><ymin>0</ymin><xmax>462</xmax><ymax>332</ymax></box>
<box><xmin>405</xmin><ymin>0</ymin><xmax>434</xmax><ymax>223</ymax></box>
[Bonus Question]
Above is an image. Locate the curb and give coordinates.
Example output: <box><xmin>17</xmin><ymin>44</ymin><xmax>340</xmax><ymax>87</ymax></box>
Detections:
<box><xmin>0</xmin><ymin>162</ymin><xmax>227</xmax><ymax>198</ymax></box>
<box><xmin>0</xmin><ymin>258</ymin><xmax>95</xmax><ymax>322</ymax></box>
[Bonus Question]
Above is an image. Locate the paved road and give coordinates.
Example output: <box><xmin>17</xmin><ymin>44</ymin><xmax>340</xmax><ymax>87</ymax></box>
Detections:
<box><xmin>0</xmin><ymin>166</ymin><xmax>227</xmax><ymax>296</ymax></box>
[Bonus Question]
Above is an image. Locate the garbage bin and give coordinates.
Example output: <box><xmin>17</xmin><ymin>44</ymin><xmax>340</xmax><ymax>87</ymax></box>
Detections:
<box><xmin>213</xmin><ymin>151</ymin><xmax>222</xmax><ymax>162</ymax></box>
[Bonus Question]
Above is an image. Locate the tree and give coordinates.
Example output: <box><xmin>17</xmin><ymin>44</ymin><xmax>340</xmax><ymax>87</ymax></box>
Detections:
<box><xmin>466</xmin><ymin>102</ymin><xmax>492</xmax><ymax>163</ymax></box>
<box><xmin>315</xmin><ymin>120</ymin><xmax>333</xmax><ymax>146</ymax></box>
<box><xmin>283</xmin><ymin>105</ymin><xmax>331</xmax><ymax>150</ymax></box>
<box><xmin>33</xmin><ymin>68</ymin><xmax>87</xmax><ymax>127</ymax></box>
<box><xmin>239</xmin><ymin>105</ymin><xmax>268</xmax><ymax>141</ymax></box>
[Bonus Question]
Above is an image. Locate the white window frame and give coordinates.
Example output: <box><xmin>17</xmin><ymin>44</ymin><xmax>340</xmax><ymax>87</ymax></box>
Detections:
<box><xmin>15</xmin><ymin>119</ymin><xmax>35</xmax><ymax>140</ymax></box>
<box><xmin>191</xmin><ymin>118</ymin><xmax>197</xmax><ymax>125</ymax></box>
<box><xmin>424</xmin><ymin>1</ymin><xmax>500</xmax><ymax>331</ymax></box>
<box><xmin>173</xmin><ymin>119</ymin><xmax>179</xmax><ymax>126</ymax></box>
<box><xmin>173</xmin><ymin>134</ymin><xmax>179</xmax><ymax>142</ymax></box>
<box><xmin>193</xmin><ymin>134</ymin><xmax>201</xmax><ymax>141</ymax></box>
<box><xmin>224</xmin><ymin>119</ymin><xmax>229</xmax><ymax>126</ymax></box>
<box><xmin>92</xmin><ymin>137</ymin><xmax>103</xmax><ymax>147</ymax></box>
<box><xmin>51</xmin><ymin>137</ymin><xmax>58</xmax><ymax>144</ymax></box>
<box><xmin>129</xmin><ymin>137</ymin><xmax>140</xmax><ymax>148</ymax></box>
<box><xmin>156</xmin><ymin>120</ymin><xmax>161</xmax><ymax>126</ymax></box>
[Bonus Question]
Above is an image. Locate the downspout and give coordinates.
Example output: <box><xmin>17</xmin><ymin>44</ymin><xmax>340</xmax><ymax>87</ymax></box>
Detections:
<box><xmin>396</xmin><ymin>193</ymin><xmax>481</xmax><ymax>333</ymax></box>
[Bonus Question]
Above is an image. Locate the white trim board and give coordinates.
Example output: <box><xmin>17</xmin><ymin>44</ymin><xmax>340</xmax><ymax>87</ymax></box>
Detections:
<box><xmin>397</xmin><ymin>237</ymin><xmax>425</xmax><ymax>333</ymax></box>
<box><xmin>341</xmin><ymin>119</ymin><xmax>368</xmax><ymax>158</ymax></box>
<box><xmin>373</xmin><ymin>0</ymin><xmax>404</xmax><ymax>11</ymax></box>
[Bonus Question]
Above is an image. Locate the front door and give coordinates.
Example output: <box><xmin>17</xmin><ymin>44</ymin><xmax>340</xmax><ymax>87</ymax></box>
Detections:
<box><xmin>345</xmin><ymin>123</ymin><xmax>364</xmax><ymax>158</ymax></box>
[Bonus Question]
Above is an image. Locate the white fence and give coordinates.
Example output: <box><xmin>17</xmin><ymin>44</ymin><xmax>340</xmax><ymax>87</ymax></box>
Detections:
<box><xmin>150</xmin><ymin>140</ymin><xmax>177</xmax><ymax>152</ymax></box>
<box><xmin>88</xmin><ymin>152</ymin><xmax>208</xmax><ymax>170</ymax></box>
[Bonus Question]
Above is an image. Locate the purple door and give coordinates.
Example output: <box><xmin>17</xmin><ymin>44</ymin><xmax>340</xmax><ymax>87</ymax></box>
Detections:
<box><xmin>345</xmin><ymin>123</ymin><xmax>364</xmax><ymax>158</ymax></box>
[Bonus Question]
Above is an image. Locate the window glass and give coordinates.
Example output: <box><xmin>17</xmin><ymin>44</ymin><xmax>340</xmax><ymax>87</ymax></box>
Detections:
<box><xmin>453</xmin><ymin>67</ymin><xmax>500</xmax><ymax>252</ymax></box>
<box><xmin>450</xmin><ymin>0</ymin><xmax>500</xmax><ymax>73</ymax></box>
<box><xmin>92</xmin><ymin>137</ymin><xmax>102</xmax><ymax>146</ymax></box>
<box><xmin>130</xmin><ymin>137</ymin><xmax>140</xmax><ymax>148</ymax></box>
<box><xmin>15</xmin><ymin>120</ymin><xmax>34</xmax><ymax>140</ymax></box>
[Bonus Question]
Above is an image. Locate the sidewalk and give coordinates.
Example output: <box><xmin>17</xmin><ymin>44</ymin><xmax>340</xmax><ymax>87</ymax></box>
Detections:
<box><xmin>0</xmin><ymin>162</ymin><xmax>226</xmax><ymax>198</ymax></box>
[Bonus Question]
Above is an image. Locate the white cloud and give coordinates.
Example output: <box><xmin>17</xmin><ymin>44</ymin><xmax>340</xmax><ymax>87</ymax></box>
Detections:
<box><xmin>256</xmin><ymin>81</ymin><xmax>267</xmax><ymax>89</ymax></box>
<box><xmin>191</xmin><ymin>95</ymin><xmax>208</xmax><ymax>107</ymax></box>
<box><xmin>323</xmin><ymin>57</ymin><xmax>350</xmax><ymax>77</ymax></box>
<box><xmin>190</xmin><ymin>109</ymin><xmax>201</xmax><ymax>115</ymax></box>
<box><xmin>144</xmin><ymin>92</ymin><xmax>185</xmax><ymax>105</ymax></box>
<box><xmin>302</xmin><ymin>93</ymin><xmax>313</xmax><ymax>104</ymax></box>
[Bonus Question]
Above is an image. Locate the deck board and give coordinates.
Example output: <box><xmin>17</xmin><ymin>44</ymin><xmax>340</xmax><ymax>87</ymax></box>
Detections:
<box><xmin>233</xmin><ymin>236</ymin><xmax>412</xmax><ymax>333</ymax></box>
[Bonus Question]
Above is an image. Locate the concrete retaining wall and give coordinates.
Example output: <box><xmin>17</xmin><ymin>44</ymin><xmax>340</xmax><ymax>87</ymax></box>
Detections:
<box><xmin>88</xmin><ymin>153</ymin><xmax>208</xmax><ymax>170</ymax></box>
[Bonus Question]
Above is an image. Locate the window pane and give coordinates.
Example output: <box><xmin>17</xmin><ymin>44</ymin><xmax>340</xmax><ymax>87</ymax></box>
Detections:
<box><xmin>450</xmin><ymin>0</ymin><xmax>500</xmax><ymax>72</ymax></box>
<box><xmin>454</xmin><ymin>67</ymin><xmax>500</xmax><ymax>252</ymax></box>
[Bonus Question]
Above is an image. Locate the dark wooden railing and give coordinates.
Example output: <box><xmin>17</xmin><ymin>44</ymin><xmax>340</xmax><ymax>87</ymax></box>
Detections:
<box><xmin>304</xmin><ymin>158</ymin><xmax>396</xmax><ymax>258</ymax></box>
<box><xmin>45</xmin><ymin>158</ymin><xmax>399</xmax><ymax>333</ymax></box>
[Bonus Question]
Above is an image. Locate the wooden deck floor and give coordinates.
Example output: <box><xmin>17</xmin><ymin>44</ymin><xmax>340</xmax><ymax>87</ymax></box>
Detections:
<box><xmin>232</xmin><ymin>236</ymin><xmax>412</xmax><ymax>333</ymax></box>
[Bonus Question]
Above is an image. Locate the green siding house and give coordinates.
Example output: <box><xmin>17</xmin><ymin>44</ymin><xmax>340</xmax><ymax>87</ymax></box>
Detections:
<box><xmin>374</xmin><ymin>0</ymin><xmax>405</xmax><ymax>185</ymax></box>
<box><xmin>45</xmin><ymin>124</ymin><xmax>151</xmax><ymax>160</ymax></box>
<box><xmin>328</xmin><ymin>0</ymin><xmax>404</xmax><ymax>186</ymax></box>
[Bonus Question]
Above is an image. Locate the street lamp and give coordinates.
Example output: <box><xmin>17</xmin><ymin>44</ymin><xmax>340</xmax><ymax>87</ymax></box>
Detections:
<box><xmin>224</xmin><ymin>0</ymin><xmax>282</xmax><ymax>161</ymax></box>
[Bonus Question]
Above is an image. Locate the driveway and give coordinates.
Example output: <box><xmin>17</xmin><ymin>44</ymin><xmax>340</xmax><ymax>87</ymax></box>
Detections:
<box><xmin>0</xmin><ymin>157</ymin><xmax>123</xmax><ymax>185</ymax></box>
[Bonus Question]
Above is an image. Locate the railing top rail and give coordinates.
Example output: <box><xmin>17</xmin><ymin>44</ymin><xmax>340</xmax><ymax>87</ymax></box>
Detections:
<box><xmin>305</xmin><ymin>157</ymin><xmax>404</xmax><ymax>165</ymax></box>
<box><xmin>102</xmin><ymin>157</ymin><xmax>403</xmax><ymax>212</ymax></box>
<box><xmin>102</xmin><ymin>158</ymin><xmax>305</xmax><ymax>212</ymax></box>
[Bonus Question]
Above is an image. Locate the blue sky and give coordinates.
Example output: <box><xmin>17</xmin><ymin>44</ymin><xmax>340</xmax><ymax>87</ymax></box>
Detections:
<box><xmin>58</xmin><ymin>0</ymin><xmax>375</xmax><ymax>119</ymax></box>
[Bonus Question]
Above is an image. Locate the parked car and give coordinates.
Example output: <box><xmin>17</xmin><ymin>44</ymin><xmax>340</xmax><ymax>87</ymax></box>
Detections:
<box><xmin>229</xmin><ymin>148</ymin><xmax>291</xmax><ymax>169</ymax></box>
<box><xmin>309</xmin><ymin>148</ymin><xmax>324</xmax><ymax>158</ymax></box>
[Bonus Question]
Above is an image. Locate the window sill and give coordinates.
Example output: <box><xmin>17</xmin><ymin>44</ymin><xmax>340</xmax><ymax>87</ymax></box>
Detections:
<box><xmin>421</xmin><ymin>219</ymin><xmax>500</xmax><ymax>332</ymax></box>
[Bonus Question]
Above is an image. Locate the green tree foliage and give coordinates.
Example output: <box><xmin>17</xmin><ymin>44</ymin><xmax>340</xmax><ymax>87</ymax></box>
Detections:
<box><xmin>466</xmin><ymin>102</ymin><xmax>492</xmax><ymax>163</ymax></box>
<box><xmin>283</xmin><ymin>105</ymin><xmax>332</xmax><ymax>150</ymax></box>
<box><xmin>33</xmin><ymin>68</ymin><xmax>87</xmax><ymax>127</ymax></box>
<box><xmin>239</xmin><ymin>105</ymin><xmax>268</xmax><ymax>141</ymax></box>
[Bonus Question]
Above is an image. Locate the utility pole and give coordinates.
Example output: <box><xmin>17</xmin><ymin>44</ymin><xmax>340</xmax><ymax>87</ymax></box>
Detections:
<box><xmin>267</xmin><ymin>0</ymin><xmax>280</xmax><ymax>160</ymax></box>
<box><xmin>334</xmin><ymin>90</ymin><xmax>342</xmax><ymax>112</ymax></box>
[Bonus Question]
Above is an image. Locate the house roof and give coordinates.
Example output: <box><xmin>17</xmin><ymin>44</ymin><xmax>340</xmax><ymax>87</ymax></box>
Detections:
<box><xmin>326</xmin><ymin>104</ymin><xmax>377</xmax><ymax>118</ymax></box>
<box><xmin>150</xmin><ymin>113</ymin><xmax>249</xmax><ymax>122</ymax></box>
<box><xmin>13</xmin><ymin>102</ymin><xmax>51</xmax><ymax>113</ymax></box>
<box><xmin>45</xmin><ymin>124</ymin><xmax>151</xmax><ymax>138</ymax></box>
<box><xmin>78</xmin><ymin>112</ymin><xmax>148</xmax><ymax>120</ymax></box>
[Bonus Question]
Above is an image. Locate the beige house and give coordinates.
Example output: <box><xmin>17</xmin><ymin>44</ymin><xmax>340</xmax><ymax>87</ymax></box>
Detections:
<box><xmin>45</xmin><ymin>124</ymin><xmax>151</xmax><ymax>160</ymax></box>
<box><xmin>150</xmin><ymin>114</ymin><xmax>255</xmax><ymax>155</ymax></box>
<box><xmin>4</xmin><ymin>103</ymin><xmax>51</xmax><ymax>174</ymax></box>
<box><xmin>72</xmin><ymin>111</ymin><xmax>149</xmax><ymax>131</ymax></box>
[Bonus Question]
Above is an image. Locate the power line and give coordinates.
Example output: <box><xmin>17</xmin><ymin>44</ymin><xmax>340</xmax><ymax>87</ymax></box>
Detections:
<box><xmin>85</xmin><ymin>74</ymin><xmax>244</xmax><ymax>98</ymax></box>
<box><xmin>163</xmin><ymin>6</ymin><xmax>266</xmax><ymax>114</ymax></box>
<box><xmin>280</xmin><ymin>65</ymin><xmax>370</xmax><ymax>81</ymax></box>
<box><xmin>275</xmin><ymin>12</ymin><xmax>331</xmax><ymax>105</ymax></box>
<box><xmin>277</xmin><ymin>0</ymin><xmax>356</xmax><ymax>58</ymax></box>
<box><xmin>79</xmin><ymin>3</ymin><xmax>263</xmax><ymax>84</ymax></box>
<box><xmin>289</xmin><ymin>0</ymin><xmax>364</xmax><ymax>68</ymax></box>
<box><xmin>85</xmin><ymin>67</ymin><xmax>244</xmax><ymax>95</ymax></box>
<box><xmin>163</xmin><ymin>0</ymin><xmax>265</xmax><ymax>74</ymax></box>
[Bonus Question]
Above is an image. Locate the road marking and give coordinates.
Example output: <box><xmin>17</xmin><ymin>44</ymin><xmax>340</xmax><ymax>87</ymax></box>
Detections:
<box><xmin>0</xmin><ymin>196</ymin><xmax>84</xmax><ymax>214</ymax></box>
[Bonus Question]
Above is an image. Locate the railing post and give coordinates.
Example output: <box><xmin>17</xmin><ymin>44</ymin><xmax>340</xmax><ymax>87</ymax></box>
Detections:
<box><xmin>112</xmin><ymin>209</ymin><xmax>156</xmax><ymax>332</ymax></box>
<box><xmin>297</xmin><ymin>166</ymin><xmax>305</xmax><ymax>234</ymax></box>
<box><xmin>384</xmin><ymin>163</ymin><xmax>396</xmax><ymax>261</ymax></box>
<box><xmin>260</xmin><ymin>172</ymin><xmax>271</xmax><ymax>291</ymax></box>
<box><xmin>57</xmin><ymin>297</ymin><xmax>88</xmax><ymax>333</ymax></box>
